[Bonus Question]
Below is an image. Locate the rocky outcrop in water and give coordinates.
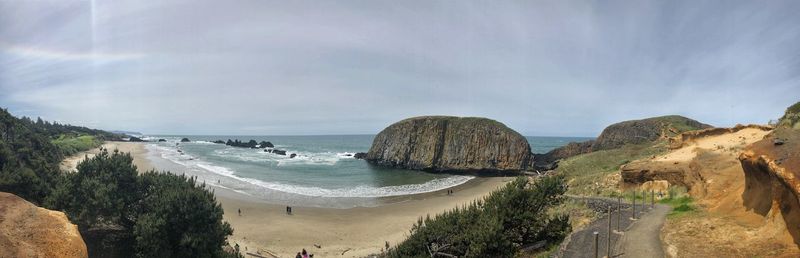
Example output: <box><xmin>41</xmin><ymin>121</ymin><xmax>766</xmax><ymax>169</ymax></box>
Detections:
<box><xmin>0</xmin><ymin>192</ymin><xmax>88</xmax><ymax>258</ymax></box>
<box><xmin>180</xmin><ymin>138</ymin><xmax>190</xmax><ymax>142</ymax></box>
<box><xmin>365</xmin><ymin>116</ymin><xmax>531</xmax><ymax>173</ymax></box>
<box><xmin>354</xmin><ymin>152</ymin><xmax>367</xmax><ymax>159</ymax></box>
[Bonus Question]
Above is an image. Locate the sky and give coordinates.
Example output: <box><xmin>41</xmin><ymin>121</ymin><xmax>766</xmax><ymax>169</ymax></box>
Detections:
<box><xmin>1</xmin><ymin>0</ymin><xmax>798</xmax><ymax>136</ymax></box>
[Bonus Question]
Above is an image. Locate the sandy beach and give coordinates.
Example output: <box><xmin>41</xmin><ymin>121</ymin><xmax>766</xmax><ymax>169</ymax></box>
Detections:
<box><xmin>63</xmin><ymin>142</ymin><xmax>513</xmax><ymax>257</ymax></box>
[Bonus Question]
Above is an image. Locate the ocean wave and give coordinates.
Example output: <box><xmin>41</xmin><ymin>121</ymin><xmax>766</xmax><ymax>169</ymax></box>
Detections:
<box><xmin>210</xmin><ymin>147</ymin><xmax>349</xmax><ymax>166</ymax></box>
<box><xmin>232</xmin><ymin>174</ymin><xmax>474</xmax><ymax>198</ymax></box>
<box><xmin>145</xmin><ymin>143</ymin><xmax>474</xmax><ymax>198</ymax></box>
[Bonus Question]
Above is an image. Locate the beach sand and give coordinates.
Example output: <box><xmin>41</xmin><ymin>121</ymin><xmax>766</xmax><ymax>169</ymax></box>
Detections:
<box><xmin>63</xmin><ymin>142</ymin><xmax>512</xmax><ymax>258</ymax></box>
<box><xmin>60</xmin><ymin>141</ymin><xmax>155</xmax><ymax>172</ymax></box>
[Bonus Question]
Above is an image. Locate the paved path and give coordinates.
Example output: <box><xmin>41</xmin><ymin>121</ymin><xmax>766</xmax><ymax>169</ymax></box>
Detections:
<box><xmin>560</xmin><ymin>200</ymin><xmax>668</xmax><ymax>258</ymax></box>
<box><xmin>615</xmin><ymin>204</ymin><xmax>670</xmax><ymax>258</ymax></box>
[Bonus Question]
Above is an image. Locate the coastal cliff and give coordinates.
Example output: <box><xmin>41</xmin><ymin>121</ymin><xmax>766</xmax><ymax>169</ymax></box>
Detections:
<box><xmin>535</xmin><ymin>115</ymin><xmax>711</xmax><ymax>167</ymax></box>
<box><xmin>593</xmin><ymin>115</ymin><xmax>711</xmax><ymax>150</ymax></box>
<box><xmin>365</xmin><ymin>116</ymin><xmax>531</xmax><ymax>173</ymax></box>
<box><xmin>740</xmin><ymin>127</ymin><xmax>800</xmax><ymax>247</ymax></box>
<box><xmin>0</xmin><ymin>192</ymin><xmax>88</xmax><ymax>258</ymax></box>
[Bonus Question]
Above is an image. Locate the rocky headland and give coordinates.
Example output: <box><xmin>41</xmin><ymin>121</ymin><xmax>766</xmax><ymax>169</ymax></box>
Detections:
<box><xmin>365</xmin><ymin>116</ymin><xmax>531</xmax><ymax>173</ymax></box>
<box><xmin>534</xmin><ymin>115</ymin><xmax>711</xmax><ymax>168</ymax></box>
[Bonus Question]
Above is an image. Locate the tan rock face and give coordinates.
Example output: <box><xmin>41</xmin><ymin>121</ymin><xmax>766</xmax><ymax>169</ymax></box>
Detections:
<box><xmin>0</xmin><ymin>192</ymin><xmax>88</xmax><ymax>258</ymax></box>
<box><xmin>366</xmin><ymin>116</ymin><xmax>531</xmax><ymax>172</ymax></box>
<box><xmin>739</xmin><ymin>128</ymin><xmax>800</xmax><ymax>247</ymax></box>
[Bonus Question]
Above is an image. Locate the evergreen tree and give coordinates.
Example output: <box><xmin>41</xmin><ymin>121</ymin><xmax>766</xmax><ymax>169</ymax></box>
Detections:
<box><xmin>389</xmin><ymin>176</ymin><xmax>570</xmax><ymax>257</ymax></box>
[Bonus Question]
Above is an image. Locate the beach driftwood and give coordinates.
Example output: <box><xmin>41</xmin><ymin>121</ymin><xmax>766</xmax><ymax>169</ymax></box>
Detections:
<box><xmin>341</xmin><ymin>248</ymin><xmax>351</xmax><ymax>255</ymax></box>
<box><xmin>246</xmin><ymin>252</ymin><xmax>276</xmax><ymax>258</ymax></box>
<box><xmin>245</xmin><ymin>252</ymin><xmax>267</xmax><ymax>258</ymax></box>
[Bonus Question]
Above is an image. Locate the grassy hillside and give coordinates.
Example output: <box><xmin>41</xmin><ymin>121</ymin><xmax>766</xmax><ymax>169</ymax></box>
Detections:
<box><xmin>779</xmin><ymin>101</ymin><xmax>800</xmax><ymax>129</ymax></box>
<box><xmin>51</xmin><ymin>135</ymin><xmax>104</xmax><ymax>156</ymax></box>
<box><xmin>555</xmin><ymin>141</ymin><xmax>669</xmax><ymax>196</ymax></box>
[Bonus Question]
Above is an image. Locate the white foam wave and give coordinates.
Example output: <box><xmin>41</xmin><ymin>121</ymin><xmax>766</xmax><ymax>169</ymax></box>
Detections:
<box><xmin>146</xmin><ymin>143</ymin><xmax>474</xmax><ymax>198</ymax></box>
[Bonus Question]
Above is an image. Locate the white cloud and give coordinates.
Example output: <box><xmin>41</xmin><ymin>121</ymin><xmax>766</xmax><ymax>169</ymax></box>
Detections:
<box><xmin>1</xmin><ymin>0</ymin><xmax>798</xmax><ymax>136</ymax></box>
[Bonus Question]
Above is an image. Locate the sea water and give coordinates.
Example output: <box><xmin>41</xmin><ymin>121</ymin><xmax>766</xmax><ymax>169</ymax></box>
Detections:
<box><xmin>142</xmin><ymin>135</ymin><xmax>592</xmax><ymax>208</ymax></box>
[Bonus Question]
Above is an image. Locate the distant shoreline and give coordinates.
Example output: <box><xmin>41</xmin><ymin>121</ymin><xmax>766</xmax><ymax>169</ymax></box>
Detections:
<box><xmin>63</xmin><ymin>141</ymin><xmax>513</xmax><ymax>257</ymax></box>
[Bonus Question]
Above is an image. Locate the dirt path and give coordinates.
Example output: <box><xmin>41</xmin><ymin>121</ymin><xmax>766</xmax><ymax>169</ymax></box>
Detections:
<box><xmin>560</xmin><ymin>199</ymin><xmax>669</xmax><ymax>258</ymax></box>
<box><xmin>615</xmin><ymin>204</ymin><xmax>670</xmax><ymax>258</ymax></box>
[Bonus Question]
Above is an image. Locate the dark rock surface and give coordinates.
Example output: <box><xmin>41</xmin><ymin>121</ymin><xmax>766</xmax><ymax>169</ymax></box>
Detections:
<box><xmin>353</xmin><ymin>152</ymin><xmax>367</xmax><ymax>159</ymax></box>
<box><xmin>365</xmin><ymin>116</ymin><xmax>531</xmax><ymax>173</ymax></box>
<box><xmin>592</xmin><ymin>115</ymin><xmax>711</xmax><ymax>151</ymax></box>
<box><xmin>180</xmin><ymin>138</ymin><xmax>190</xmax><ymax>142</ymax></box>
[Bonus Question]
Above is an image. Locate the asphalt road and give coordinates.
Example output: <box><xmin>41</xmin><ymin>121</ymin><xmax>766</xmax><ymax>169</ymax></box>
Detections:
<box><xmin>560</xmin><ymin>200</ymin><xmax>667</xmax><ymax>258</ymax></box>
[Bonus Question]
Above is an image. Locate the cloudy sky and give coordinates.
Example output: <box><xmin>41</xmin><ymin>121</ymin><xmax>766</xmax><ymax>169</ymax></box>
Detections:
<box><xmin>1</xmin><ymin>0</ymin><xmax>798</xmax><ymax>136</ymax></box>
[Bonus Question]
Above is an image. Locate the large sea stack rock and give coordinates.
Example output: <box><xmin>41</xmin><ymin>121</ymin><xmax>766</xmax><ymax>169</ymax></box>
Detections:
<box><xmin>365</xmin><ymin>116</ymin><xmax>531</xmax><ymax>173</ymax></box>
<box><xmin>0</xmin><ymin>192</ymin><xmax>88</xmax><ymax>258</ymax></box>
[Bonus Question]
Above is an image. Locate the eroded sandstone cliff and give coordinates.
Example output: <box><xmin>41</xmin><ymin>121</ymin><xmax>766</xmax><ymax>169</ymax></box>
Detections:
<box><xmin>365</xmin><ymin>116</ymin><xmax>531</xmax><ymax>173</ymax></box>
<box><xmin>0</xmin><ymin>192</ymin><xmax>88</xmax><ymax>258</ymax></box>
<box><xmin>740</xmin><ymin>128</ymin><xmax>800</xmax><ymax>247</ymax></box>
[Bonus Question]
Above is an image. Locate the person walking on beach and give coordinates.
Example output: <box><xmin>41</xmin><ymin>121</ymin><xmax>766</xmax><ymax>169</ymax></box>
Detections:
<box><xmin>302</xmin><ymin>249</ymin><xmax>309</xmax><ymax>258</ymax></box>
<box><xmin>238</xmin><ymin>208</ymin><xmax>241</xmax><ymax>216</ymax></box>
<box><xmin>295</xmin><ymin>252</ymin><xmax>302</xmax><ymax>258</ymax></box>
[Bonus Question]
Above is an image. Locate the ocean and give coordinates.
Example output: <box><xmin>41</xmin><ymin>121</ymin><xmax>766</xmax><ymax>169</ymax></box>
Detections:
<box><xmin>142</xmin><ymin>135</ymin><xmax>592</xmax><ymax>208</ymax></box>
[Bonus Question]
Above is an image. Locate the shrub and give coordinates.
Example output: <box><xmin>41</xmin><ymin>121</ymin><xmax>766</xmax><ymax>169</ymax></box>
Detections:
<box><xmin>50</xmin><ymin>149</ymin><xmax>234</xmax><ymax>258</ymax></box>
<box><xmin>389</xmin><ymin>176</ymin><xmax>571</xmax><ymax>257</ymax></box>
<box><xmin>134</xmin><ymin>172</ymin><xmax>233</xmax><ymax>258</ymax></box>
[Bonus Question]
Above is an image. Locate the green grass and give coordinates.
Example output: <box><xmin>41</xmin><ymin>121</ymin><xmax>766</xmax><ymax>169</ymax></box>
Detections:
<box><xmin>645</xmin><ymin>115</ymin><xmax>704</xmax><ymax>134</ymax></box>
<box><xmin>555</xmin><ymin>141</ymin><xmax>669</xmax><ymax>196</ymax></box>
<box><xmin>51</xmin><ymin>135</ymin><xmax>103</xmax><ymax>156</ymax></box>
<box><xmin>530</xmin><ymin>243</ymin><xmax>559</xmax><ymax>258</ymax></box>
<box><xmin>659</xmin><ymin>190</ymin><xmax>696</xmax><ymax>217</ymax></box>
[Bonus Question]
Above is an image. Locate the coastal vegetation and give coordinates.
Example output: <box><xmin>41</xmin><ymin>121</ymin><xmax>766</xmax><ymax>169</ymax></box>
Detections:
<box><xmin>555</xmin><ymin>141</ymin><xmax>668</xmax><ymax>196</ymax></box>
<box><xmin>388</xmin><ymin>176</ymin><xmax>570</xmax><ymax>257</ymax></box>
<box><xmin>52</xmin><ymin>135</ymin><xmax>104</xmax><ymax>156</ymax></box>
<box><xmin>778</xmin><ymin>101</ymin><xmax>800</xmax><ymax>129</ymax></box>
<box><xmin>0</xmin><ymin>108</ymin><xmax>236</xmax><ymax>258</ymax></box>
<box><xmin>49</xmin><ymin>149</ymin><xmax>237</xmax><ymax>258</ymax></box>
<box><xmin>0</xmin><ymin>109</ymin><xmax>64</xmax><ymax>204</ymax></box>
